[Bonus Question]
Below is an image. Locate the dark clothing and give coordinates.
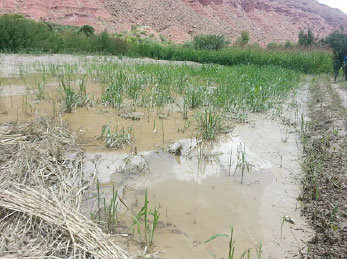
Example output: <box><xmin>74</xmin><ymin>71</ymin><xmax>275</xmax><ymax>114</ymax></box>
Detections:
<box><xmin>344</xmin><ymin>56</ymin><xmax>347</xmax><ymax>64</ymax></box>
<box><xmin>345</xmin><ymin>63</ymin><xmax>347</xmax><ymax>81</ymax></box>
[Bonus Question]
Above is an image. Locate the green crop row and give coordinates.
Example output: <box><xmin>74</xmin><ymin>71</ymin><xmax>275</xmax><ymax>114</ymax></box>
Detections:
<box><xmin>0</xmin><ymin>14</ymin><xmax>333</xmax><ymax>74</ymax></box>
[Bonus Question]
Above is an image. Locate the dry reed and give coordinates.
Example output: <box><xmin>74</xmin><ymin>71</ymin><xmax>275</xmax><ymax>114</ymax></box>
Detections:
<box><xmin>0</xmin><ymin>119</ymin><xmax>130</xmax><ymax>258</ymax></box>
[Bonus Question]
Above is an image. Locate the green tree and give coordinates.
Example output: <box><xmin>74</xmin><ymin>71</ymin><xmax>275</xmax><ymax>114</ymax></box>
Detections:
<box><xmin>79</xmin><ymin>25</ymin><xmax>95</xmax><ymax>37</ymax></box>
<box><xmin>190</xmin><ymin>34</ymin><xmax>230</xmax><ymax>50</ymax></box>
<box><xmin>298</xmin><ymin>29</ymin><xmax>315</xmax><ymax>47</ymax></box>
<box><xmin>321</xmin><ymin>29</ymin><xmax>347</xmax><ymax>81</ymax></box>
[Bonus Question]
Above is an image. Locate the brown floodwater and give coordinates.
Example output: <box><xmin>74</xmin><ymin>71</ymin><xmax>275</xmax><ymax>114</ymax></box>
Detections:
<box><xmin>85</xmin><ymin>111</ymin><xmax>312</xmax><ymax>258</ymax></box>
<box><xmin>0</xmin><ymin>80</ymin><xmax>198</xmax><ymax>152</ymax></box>
<box><xmin>1</xmin><ymin>74</ymin><xmax>312</xmax><ymax>258</ymax></box>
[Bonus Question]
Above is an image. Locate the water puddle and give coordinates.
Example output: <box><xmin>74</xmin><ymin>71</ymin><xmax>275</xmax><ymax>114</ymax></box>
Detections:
<box><xmin>86</xmin><ymin>113</ymin><xmax>312</xmax><ymax>258</ymax></box>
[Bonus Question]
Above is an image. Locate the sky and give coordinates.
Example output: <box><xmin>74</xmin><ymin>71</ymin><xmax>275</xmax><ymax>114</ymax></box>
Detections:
<box><xmin>316</xmin><ymin>0</ymin><xmax>347</xmax><ymax>14</ymax></box>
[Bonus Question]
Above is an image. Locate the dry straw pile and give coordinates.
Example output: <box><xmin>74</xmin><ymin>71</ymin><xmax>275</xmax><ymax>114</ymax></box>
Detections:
<box><xmin>0</xmin><ymin>119</ymin><xmax>130</xmax><ymax>258</ymax></box>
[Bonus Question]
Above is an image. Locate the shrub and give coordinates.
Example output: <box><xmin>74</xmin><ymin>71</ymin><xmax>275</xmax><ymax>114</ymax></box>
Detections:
<box><xmin>0</xmin><ymin>14</ymin><xmax>129</xmax><ymax>55</ymax></box>
<box><xmin>235</xmin><ymin>31</ymin><xmax>250</xmax><ymax>47</ymax></box>
<box><xmin>190</xmin><ymin>34</ymin><xmax>230</xmax><ymax>51</ymax></box>
<box><xmin>79</xmin><ymin>25</ymin><xmax>95</xmax><ymax>37</ymax></box>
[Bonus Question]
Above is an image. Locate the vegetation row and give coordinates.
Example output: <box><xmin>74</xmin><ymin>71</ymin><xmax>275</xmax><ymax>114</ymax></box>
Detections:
<box><xmin>1</xmin><ymin>14</ymin><xmax>346</xmax><ymax>74</ymax></box>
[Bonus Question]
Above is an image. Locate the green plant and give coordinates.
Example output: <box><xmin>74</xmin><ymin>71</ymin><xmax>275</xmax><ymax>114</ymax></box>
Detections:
<box><xmin>204</xmin><ymin>226</ymin><xmax>258</xmax><ymax>259</ymax></box>
<box><xmin>132</xmin><ymin>189</ymin><xmax>160</xmax><ymax>247</ymax></box>
<box><xmin>256</xmin><ymin>242</ymin><xmax>262</xmax><ymax>258</ymax></box>
<box><xmin>79</xmin><ymin>25</ymin><xmax>95</xmax><ymax>37</ymax></box>
<box><xmin>204</xmin><ymin>226</ymin><xmax>235</xmax><ymax>259</ymax></box>
<box><xmin>298</xmin><ymin>29</ymin><xmax>315</xmax><ymax>48</ymax></box>
<box><xmin>92</xmin><ymin>181</ymin><xmax>119</xmax><ymax>233</ymax></box>
<box><xmin>99</xmin><ymin>124</ymin><xmax>133</xmax><ymax>149</ymax></box>
<box><xmin>236</xmin><ymin>31</ymin><xmax>250</xmax><ymax>47</ymax></box>
<box><xmin>196</xmin><ymin>110</ymin><xmax>222</xmax><ymax>140</ymax></box>
<box><xmin>321</xmin><ymin>29</ymin><xmax>347</xmax><ymax>81</ymax></box>
<box><xmin>60</xmin><ymin>75</ymin><xmax>88</xmax><ymax>112</ymax></box>
<box><xmin>189</xmin><ymin>34</ymin><xmax>230</xmax><ymax>51</ymax></box>
<box><xmin>234</xmin><ymin>143</ymin><xmax>251</xmax><ymax>183</ymax></box>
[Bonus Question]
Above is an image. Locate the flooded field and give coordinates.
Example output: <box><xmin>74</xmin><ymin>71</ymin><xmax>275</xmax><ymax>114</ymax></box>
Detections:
<box><xmin>0</xmin><ymin>55</ymin><xmax>312</xmax><ymax>258</ymax></box>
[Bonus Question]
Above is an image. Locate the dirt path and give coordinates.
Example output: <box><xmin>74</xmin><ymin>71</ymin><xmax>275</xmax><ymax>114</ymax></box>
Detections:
<box><xmin>299</xmin><ymin>76</ymin><xmax>347</xmax><ymax>258</ymax></box>
<box><xmin>332</xmin><ymin>82</ymin><xmax>347</xmax><ymax>108</ymax></box>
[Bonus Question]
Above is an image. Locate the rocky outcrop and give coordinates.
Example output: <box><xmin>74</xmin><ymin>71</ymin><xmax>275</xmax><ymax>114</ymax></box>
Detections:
<box><xmin>1</xmin><ymin>0</ymin><xmax>346</xmax><ymax>45</ymax></box>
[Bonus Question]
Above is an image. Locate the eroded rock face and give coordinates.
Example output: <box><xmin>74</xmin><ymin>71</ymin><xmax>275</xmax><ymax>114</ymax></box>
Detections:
<box><xmin>197</xmin><ymin>0</ymin><xmax>223</xmax><ymax>6</ymax></box>
<box><xmin>1</xmin><ymin>0</ymin><xmax>346</xmax><ymax>45</ymax></box>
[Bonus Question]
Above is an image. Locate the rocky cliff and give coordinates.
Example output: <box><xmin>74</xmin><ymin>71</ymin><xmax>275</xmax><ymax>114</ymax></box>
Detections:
<box><xmin>1</xmin><ymin>0</ymin><xmax>346</xmax><ymax>44</ymax></box>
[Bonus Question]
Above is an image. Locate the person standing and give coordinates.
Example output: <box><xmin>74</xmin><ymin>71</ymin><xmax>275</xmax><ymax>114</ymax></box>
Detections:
<box><xmin>344</xmin><ymin>56</ymin><xmax>347</xmax><ymax>81</ymax></box>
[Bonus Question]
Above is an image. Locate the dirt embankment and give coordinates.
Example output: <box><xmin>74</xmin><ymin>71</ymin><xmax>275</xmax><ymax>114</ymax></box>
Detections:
<box><xmin>299</xmin><ymin>76</ymin><xmax>347</xmax><ymax>258</ymax></box>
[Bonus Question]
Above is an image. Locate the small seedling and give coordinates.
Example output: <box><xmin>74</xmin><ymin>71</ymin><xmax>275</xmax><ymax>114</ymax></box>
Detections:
<box><xmin>234</xmin><ymin>143</ymin><xmax>251</xmax><ymax>183</ymax></box>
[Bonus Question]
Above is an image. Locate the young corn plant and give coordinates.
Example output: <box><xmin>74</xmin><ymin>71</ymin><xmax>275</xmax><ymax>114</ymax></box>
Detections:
<box><xmin>204</xmin><ymin>226</ymin><xmax>236</xmax><ymax>259</ymax></box>
<box><xmin>92</xmin><ymin>181</ymin><xmax>119</xmax><ymax>233</ymax></box>
<box><xmin>60</xmin><ymin>76</ymin><xmax>88</xmax><ymax>112</ymax></box>
<box><xmin>234</xmin><ymin>143</ymin><xmax>251</xmax><ymax>184</ymax></box>
<box><xmin>99</xmin><ymin>124</ymin><xmax>133</xmax><ymax>149</ymax></box>
<box><xmin>205</xmin><ymin>226</ymin><xmax>262</xmax><ymax>259</ymax></box>
<box><xmin>35</xmin><ymin>81</ymin><xmax>46</xmax><ymax>101</ymax></box>
<box><xmin>196</xmin><ymin>110</ymin><xmax>222</xmax><ymax>140</ymax></box>
<box><xmin>132</xmin><ymin>189</ymin><xmax>160</xmax><ymax>247</ymax></box>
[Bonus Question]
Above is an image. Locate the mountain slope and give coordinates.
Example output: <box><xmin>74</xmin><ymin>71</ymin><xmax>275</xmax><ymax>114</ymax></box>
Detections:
<box><xmin>1</xmin><ymin>0</ymin><xmax>346</xmax><ymax>44</ymax></box>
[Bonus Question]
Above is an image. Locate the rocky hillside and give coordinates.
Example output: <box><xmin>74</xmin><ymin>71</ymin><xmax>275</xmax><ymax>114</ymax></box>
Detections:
<box><xmin>1</xmin><ymin>0</ymin><xmax>346</xmax><ymax>45</ymax></box>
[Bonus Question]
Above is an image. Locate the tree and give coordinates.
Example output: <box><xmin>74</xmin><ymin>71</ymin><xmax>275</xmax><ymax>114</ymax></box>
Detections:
<box><xmin>321</xmin><ymin>29</ymin><xmax>347</xmax><ymax>81</ymax></box>
<box><xmin>298</xmin><ymin>29</ymin><xmax>315</xmax><ymax>47</ymax></box>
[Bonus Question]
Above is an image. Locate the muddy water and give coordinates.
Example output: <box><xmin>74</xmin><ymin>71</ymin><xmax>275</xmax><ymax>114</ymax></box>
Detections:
<box><xmin>1</xmin><ymin>71</ymin><xmax>312</xmax><ymax>258</ymax></box>
<box><xmin>94</xmin><ymin>112</ymin><xmax>312</xmax><ymax>258</ymax></box>
<box><xmin>0</xmin><ymin>81</ymin><xmax>197</xmax><ymax>152</ymax></box>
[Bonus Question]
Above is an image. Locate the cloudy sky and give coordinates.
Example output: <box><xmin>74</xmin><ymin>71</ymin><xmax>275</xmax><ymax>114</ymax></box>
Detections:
<box><xmin>316</xmin><ymin>0</ymin><xmax>347</xmax><ymax>14</ymax></box>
